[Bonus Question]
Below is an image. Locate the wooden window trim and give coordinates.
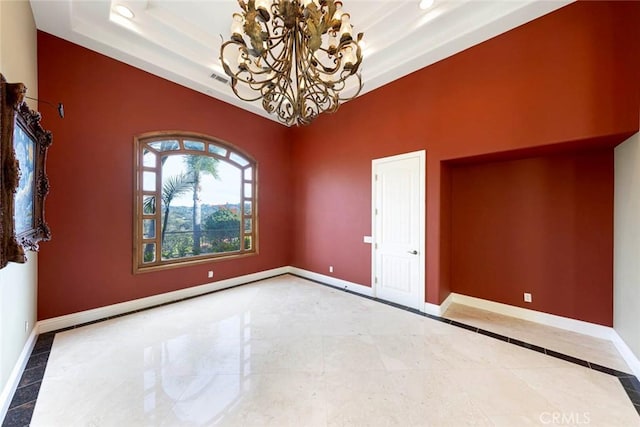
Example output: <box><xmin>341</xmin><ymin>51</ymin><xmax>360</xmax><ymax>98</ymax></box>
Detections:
<box><xmin>133</xmin><ymin>131</ymin><xmax>257</xmax><ymax>274</ymax></box>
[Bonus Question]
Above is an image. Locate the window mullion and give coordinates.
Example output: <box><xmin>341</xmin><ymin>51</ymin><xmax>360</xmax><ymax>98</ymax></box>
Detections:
<box><xmin>134</xmin><ymin>133</ymin><xmax>257</xmax><ymax>273</ymax></box>
<box><xmin>155</xmin><ymin>148</ymin><xmax>162</xmax><ymax>264</ymax></box>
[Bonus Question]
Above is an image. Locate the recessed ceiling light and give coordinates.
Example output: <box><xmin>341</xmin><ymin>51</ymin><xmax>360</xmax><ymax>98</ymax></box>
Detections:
<box><xmin>114</xmin><ymin>4</ymin><xmax>134</xmax><ymax>19</ymax></box>
<box><xmin>419</xmin><ymin>0</ymin><xmax>434</xmax><ymax>10</ymax></box>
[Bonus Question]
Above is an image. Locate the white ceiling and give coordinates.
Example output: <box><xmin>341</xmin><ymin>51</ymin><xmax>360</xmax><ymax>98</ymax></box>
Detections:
<box><xmin>30</xmin><ymin>0</ymin><xmax>573</xmax><ymax>125</ymax></box>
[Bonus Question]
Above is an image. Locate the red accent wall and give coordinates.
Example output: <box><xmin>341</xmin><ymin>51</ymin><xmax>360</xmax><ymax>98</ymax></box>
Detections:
<box><xmin>449</xmin><ymin>149</ymin><xmax>614</xmax><ymax>325</ymax></box>
<box><xmin>36</xmin><ymin>1</ymin><xmax>640</xmax><ymax>326</ymax></box>
<box><xmin>36</xmin><ymin>33</ymin><xmax>291</xmax><ymax>320</ymax></box>
<box><xmin>290</xmin><ymin>1</ymin><xmax>639</xmax><ymax>324</ymax></box>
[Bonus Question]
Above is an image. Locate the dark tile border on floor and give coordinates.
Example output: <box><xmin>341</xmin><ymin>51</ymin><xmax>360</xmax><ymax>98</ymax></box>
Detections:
<box><xmin>2</xmin><ymin>332</ymin><xmax>54</xmax><ymax>427</ymax></box>
<box><xmin>296</xmin><ymin>274</ymin><xmax>640</xmax><ymax>417</ymax></box>
<box><xmin>430</xmin><ymin>313</ymin><xmax>640</xmax><ymax>417</ymax></box>
<box><xmin>1</xmin><ymin>275</ymin><xmax>277</xmax><ymax>427</ymax></box>
<box><xmin>2</xmin><ymin>274</ymin><xmax>639</xmax><ymax>425</ymax></box>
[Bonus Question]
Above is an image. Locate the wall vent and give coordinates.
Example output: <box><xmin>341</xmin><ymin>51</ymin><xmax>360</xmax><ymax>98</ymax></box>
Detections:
<box><xmin>210</xmin><ymin>73</ymin><xmax>229</xmax><ymax>85</ymax></box>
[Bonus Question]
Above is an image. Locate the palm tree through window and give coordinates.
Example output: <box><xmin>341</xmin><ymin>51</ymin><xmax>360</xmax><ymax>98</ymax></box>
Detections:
<box><xmin>134</xmin><ymin>132</ymin><xmax>257</xmax><ymax>273</ymax></box>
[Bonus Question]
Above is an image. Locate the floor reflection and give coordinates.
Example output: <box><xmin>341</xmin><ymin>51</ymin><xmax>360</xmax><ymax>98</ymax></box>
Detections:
<box><xmin>143</xmin><ymin>311</ymin><xmax>252</xmax><ymax>425</ymax></box>
<box><xmin>27</xmin><ymin>276</ymin><xmax>639</xmax><ymax>427</ymax></box>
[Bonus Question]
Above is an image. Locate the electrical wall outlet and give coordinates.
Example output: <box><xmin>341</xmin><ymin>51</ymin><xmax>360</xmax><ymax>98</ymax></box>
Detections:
<box><xmin>24</xmin><ymin>321</ymin><xmax>29</xmax><ymax>333</ymax></box>
<box><xmin>329</xmin><ymin>266</ymin><xmax>334</xmax><ymax>273</ymax></box>
<box><xmin>208</xmin><ymin>271</ymin><xmax>214</xmax><ymax>278</ymax></box>
<box><xmin>524</xmin><ymin>292</ymin><xmax>532</xmax><ymax>303</ymax></box>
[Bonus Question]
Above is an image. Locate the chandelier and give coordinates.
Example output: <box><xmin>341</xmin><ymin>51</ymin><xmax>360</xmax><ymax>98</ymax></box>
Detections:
<box><xmin>220</xmin><ymin>0</ymin><xmax>364</xmax><ymax>126</ymax></box>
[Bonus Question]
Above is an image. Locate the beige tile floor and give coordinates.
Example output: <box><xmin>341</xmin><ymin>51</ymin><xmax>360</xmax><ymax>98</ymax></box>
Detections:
<box><xmin>443</xmin><ymin>303</ymin><xmax>630</xmax><ymax>373</ymax></box>
<box><xmin>31</xmin><ymin>275</ymin><xmax>639</xmax><ymax>426</ymax></box>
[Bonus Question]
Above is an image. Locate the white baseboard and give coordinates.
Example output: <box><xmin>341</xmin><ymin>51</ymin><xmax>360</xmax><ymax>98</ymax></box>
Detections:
<box><xmin>0</xmin><ymin>328</ymin><xmax>38</xmax><ymax>422</ymax></box>
<box><xmin>38</xmin><ymin>266</ymin><xmax>372</xmax><ymax>334</ymax></box>
<box><xmin>8</xmin><ymin>268</ymin><xmax>638</xmax><ymax>422</ymax></box>
<box><xmin>447</xmin><ymin>293</ymin><xmax>640</xmax><ymax>376</ymax></box>
<box><xmin>423</xmin><ymin>302</ymin><xmax>441</xmax><ymax>316</ymax></box>
<box><xmin>449</xmin><ymin>293</ymin><xmax>616</xmax><ymax>341</ymax></box>
<box><xmin>424</xmin><ymin>292</ymin><xmax>453</xmax><ymax>316</ymax></box>
<box><xmin>433</xmin><ymin>292</ymin><xmax>640</xmax><ymax>376</ymax></box>
<box><xmin>288</xmin><ymin>267</ymin><xmax>374</xmax><ymax>297</ymax></box>
<box><xmin>610</xmin><ymin>331</ymin><xmax>640</xmax><ymax>378</ymax></box>
<box><xmin>38</xmin><ymin>267</ymin><xmax>289</xmax><ymax>333</ymax></box>
<box><xmin>439</xmin><ymin>293</ymin><xmax>454</xmax><ymax>314</ymax></box>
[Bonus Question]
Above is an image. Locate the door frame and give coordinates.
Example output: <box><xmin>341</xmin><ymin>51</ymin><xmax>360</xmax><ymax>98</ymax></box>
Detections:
<box><xmin>371</xmin><ymin>150</ymin><xmax>426</xmax><ymax>310</ymax></box>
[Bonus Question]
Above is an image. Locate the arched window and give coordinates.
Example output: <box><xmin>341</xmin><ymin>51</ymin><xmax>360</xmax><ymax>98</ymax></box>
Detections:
<box><xmin>133</xmin><ymin>132</ymin><xmax>256</xmax><ymax>273</ymax></box>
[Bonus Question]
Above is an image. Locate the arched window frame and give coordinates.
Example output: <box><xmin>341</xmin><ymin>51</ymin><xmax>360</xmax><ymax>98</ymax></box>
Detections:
<box><xmin>133</xmin><ymin>131</ymin><xmax>257</xmax><ymax>273</ymax></box>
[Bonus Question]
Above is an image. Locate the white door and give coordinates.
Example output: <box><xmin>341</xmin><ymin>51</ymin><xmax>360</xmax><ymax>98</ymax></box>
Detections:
<box><xmin>372</xmin><ymin>151</ymin><xmax>425</xmax><ymax>310</ymax></box>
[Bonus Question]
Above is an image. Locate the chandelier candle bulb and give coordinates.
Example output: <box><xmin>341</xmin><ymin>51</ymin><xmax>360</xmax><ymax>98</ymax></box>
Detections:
<box><xmin>339</xmin><ymin>13</ymin><xmax>352</xmax><ymax>41</ymax></box>
<box><xmin>342</xmin><ymin>45</ymin><xmax>356</xmax><ymax>68</ymax></box>
<box><xmin>230</xmin><ymin>13</ymin><xmax>244</xmax><ymax>40</ymax></box>
<box><xmin>332</xmin><ymin>1</ymin><xmax>343</xmax><ymax>20</ymax></box>
<box><xmin>219</xmin><ymin>0</ymin><xmax>364</xmax><ymax>126</ymax></box>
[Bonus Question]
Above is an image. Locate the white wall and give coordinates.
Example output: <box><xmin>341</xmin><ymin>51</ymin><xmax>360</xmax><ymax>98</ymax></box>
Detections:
<box><xmin>0</xmin><ymin>0</ymin><xmax>39</xmax><ymax>408</ymax></box>
<box><xmin>0</xmin><ymin>257</ymin><xmax>38</xmax><ymax>386</ymax></box>
<box><xmin>614</xmin><ymin>131</ymin><xmax>640</xmax><ymax>362</ymax></box>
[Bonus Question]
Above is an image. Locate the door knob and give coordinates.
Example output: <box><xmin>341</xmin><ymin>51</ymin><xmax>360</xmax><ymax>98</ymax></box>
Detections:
<box><xmin>408</xmin><ymin>250</ymin><xmax>418</xmax><ymax>255</ymax></box>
